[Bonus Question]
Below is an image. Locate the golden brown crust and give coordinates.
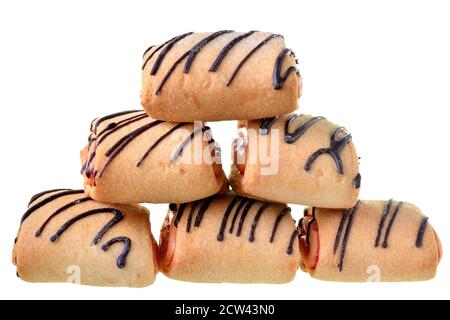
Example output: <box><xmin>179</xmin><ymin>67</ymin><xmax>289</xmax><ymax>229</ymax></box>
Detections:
<box><xmin>13</xmin><ymin>189</ymin><xmax>158</xmax><ymax>287</ymax></box>
<box><xmin>141</xmin><ymin>32</ymin><xmax>301</xmax><ymax>121</ymax></box>
<box><xmin>159</xmin><ymin>193</ymin><xmax>300</xmax><ymax>284</ymax></box>
<box><xmin>81</xmin><ymin>111</ymin><xmax>226</xmax><ymax>204</ymax></box>
<box><xmin>301</xmin><ymin>201</ymin><xmax>441</xmax><ymax>282</ymax></box>
<box><xmin>230</xmin><ymin>114</ymin><xmax>360</xmax><ymax>208</ymax></box>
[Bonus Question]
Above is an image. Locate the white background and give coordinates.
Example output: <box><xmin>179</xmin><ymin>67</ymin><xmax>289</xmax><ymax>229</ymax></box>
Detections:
<box><xmin>0</xmin><ymin>0</ymin><xmax>449</xmax><ymax>300</ymax></box>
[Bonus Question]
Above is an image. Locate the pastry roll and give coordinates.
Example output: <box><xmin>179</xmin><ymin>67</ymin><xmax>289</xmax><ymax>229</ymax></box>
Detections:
<box><xmin>13</xmin><ymin>189</ymin><xmax>159</xmax><ymax>287</ymax></box>
<box><xmin>230</xmin><ymin>113</ymin><xmax>360</xmax><ymax>208</ymax></box>
<box><xmin>141</xmin><ymin>31</ymin><xmax>301</xmax><ymax>122</ymax></box>
<box><xmin>160</xmin><ymin>193</ymin><xmax>300</xmax><ymax>284</ymax></box>
<box><xmin>300</xmin><ymin>200</ymin><xmax>442</xmax><ymax>282</ymax></box>
<box><xmin>81</xmin><ymin>110</ymin><xmax>227</xmax><ymax>204</ymax></box>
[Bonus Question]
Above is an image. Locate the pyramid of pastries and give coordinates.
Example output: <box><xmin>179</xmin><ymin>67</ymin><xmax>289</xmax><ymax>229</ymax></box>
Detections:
<box><xmin>13</xmin><ymin>31</ymin><xmax>441</xmax><ymax>287</ymax></box>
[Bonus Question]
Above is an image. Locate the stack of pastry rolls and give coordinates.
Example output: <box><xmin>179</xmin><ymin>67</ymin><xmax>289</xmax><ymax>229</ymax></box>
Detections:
<box><xmin>13</xmin><ymin>31</ymin><xmax>441</xmax><ymax>287</ymax></box>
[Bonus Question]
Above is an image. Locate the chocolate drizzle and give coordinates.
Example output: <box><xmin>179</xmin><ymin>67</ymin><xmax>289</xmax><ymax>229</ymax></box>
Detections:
<box><xmin>285</xmin><ymin>114</ymin><xmax>325</xmax><ymax>144</ymax></box>
<box><xmin>209</xmin><ymin>31</ymin><xmax>257</xmax><ymax>72</ymax></box>
<box><xmin>259</xmin><ymin>117</ymin><xmax>279</xmax><ymax>136</ymax></box>
<box><xmin>333</xmin><ymin>201</ymin><xmax>361</xmax><ymax>272</ymax></box>
<box><xmin>416</xmin><ymin>217</ymin><xmax>429</xmax><ymax>248</ymax></box>
<box><xmin>84</xmin><ymin>111</ymin><xmax>211</xmax><ymax>184</ymax></box>
<box><xmin>142</xmin><ymin>45</ymin><xmax>155</xmax><ymax>58</ymax></box>
<box><xmin>186</xmin><ymin>201</ymin><xmax>199</xmax><ymax>233</ymax></box>
<box><xmin>353</xmin><ymin>173</ymin><xmax>361</xmax><ymax>189</ymax></box>
<box><xmin>249</xmin><ymin>203</ymin><xmax>271</xmax><ymax>242</ymax></box>
<box><xmin>287</xmin><ymin>230</ymin><xmax>300</xmax><ymax>255</ymax></box>
<box><xmin>273</xmin><ymin>48</ymin><xmax>299</xmax><ymax>90</ymax></box>
<box><xmin>28</xmin><ymin>189</ymin><xmax>70</xmax><ymax>206</ymax></box>
<box><xmin>184</xmin><ymin>30</ymin><xmax>234</xmax><ymax>73</ymax></box>
<box><xmin>172</xmin><ymin>195</ymin><xmax>298</xmax><ymax>256</ymax></box>
<box><xmin>375</xmin><ymin>199</ymin><xmax>393</xmax><ymax>248</ymax></box>
<box><xmin>382</xmin><ymin>201</ymin><xmax>404</xmax><ymax>248</ymax></box>
<box><xmin>35</xmin><ymin>197</ymin><xmax>93</xmax><ymax>237</ymax></box>
<box><xmin>236</xmin><ymin>199</ymin><xmax>257</xmax><ymax>237</ymax></box>
<box><xmin>147</xmin><ymin>31</ymin><xmax>300</xmax><ymax>94</ymax></box>
<box><xmin>270</xmin><ymin>207</ymin><xmax>291</xmax><ymax>243</ymax></box>
<box><xmin>171</xmin><ymin>126</ymin><xmax>212</xmax><ymax>163</ymax></box>
<box><xmin>150</xmin><ymin>32</ymin><xmax>195</xmax><ymax>75</ymax></box>
<box><xmin>174</xmin><ymin>204</ymin><xmax>187</xmax><ymax>228</ymax></box>
<box><xmin>21</xmin><ymin>189</ymin><xmax>84</xmax><ymax>224</ymax></box>
<box><xmin>142</xmin><ymin>32</ymin><xmax>193</xmax><ymax>70</ymax></box>
<box><xmin>20</xmin><ymin>192</ymin><xmax>132</xmax><ymax>270</ymax></box>
<box><xmin>194</xmin><ymin>197</ymin><xmax>213</xmax><ymax>228</ymax></box>
<box><xmin>98</xmin><ymin>120</ymin><xmax>163</xmax><ymax>177</ymax></box>
<box><xmin>155</xmin><ymin>31</ymin><xmax>233</xmax><ymax>95</ymax></box>
<box><xmin>101</xmin><ymin>236</ymin><xmax>132</xmax><ymax>269</ymax></box>
<box><xmin>137</xmin><ymin>123</ymin><xmax>187</xmax><ymax>167</ymax></box>
<box><xmin>305</xmin><ymin>127</ymin><xmax>352</xmax><ymax>174</ymax></box>
<box><xmin>50</xmin><ymin>208</ymin><xmax>124</xmax><ymax>245</ymax></box>
<box><xmin>227</xmin><ymin>34</ymin><xmax>283</xmax><ymax>87</ymax></box>
<box><xmin>93</xmin><ymin>110</ymin><xmax>142</xmax><ymax>135</ymax></box>
<box><xmin>229</xmin><ymin>198</ymin><xmax>251</xmax><ymax>234</ymax></box>
<box><xmin>217</xmin><ymin>196</ymin><xmax>243</xmax><ymax>241</ymax></box>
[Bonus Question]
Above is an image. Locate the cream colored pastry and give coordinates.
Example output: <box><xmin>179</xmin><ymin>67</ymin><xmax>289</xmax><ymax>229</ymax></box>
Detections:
<box><xmin>13</xmin><ymin>189</ymin><xmax>159</xmax><ymax>287</ymax></box>
<box><xmin>300</xmin><ymin>200</ymin><xmax>442</xmax><ymax>282</ymax></box>
<box><xmin>81</xmin><ymin>110</ymin><xmax>227</xmax><ymax>204</ymax></box>
<box><xmin>141</xmin><ymin>31</ymin><xmax>301</xmax><ymax>121</ymax></box>
<box><xmin>230</xmin><ymin>113</ymin><xmax>360</xmax><ymax>209</ymax></box>
<box><xmin>160</xmin><ymin>192</ymin><xmax>300</xmax><ymax>284</ymax></box>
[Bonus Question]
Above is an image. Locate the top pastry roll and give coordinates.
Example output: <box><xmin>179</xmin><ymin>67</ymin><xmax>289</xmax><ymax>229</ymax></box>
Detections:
<box><xmin>141</xmin><ymin>31</ymin><xmax>302</xmax><ymax>122</ymax></box>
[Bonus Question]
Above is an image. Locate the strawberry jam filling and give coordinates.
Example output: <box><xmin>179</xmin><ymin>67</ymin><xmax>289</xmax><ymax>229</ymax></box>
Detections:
<box><xmin>299</xmin><ymin>210</ymin><xmax>320</xmax><ymax>273</ymax></box>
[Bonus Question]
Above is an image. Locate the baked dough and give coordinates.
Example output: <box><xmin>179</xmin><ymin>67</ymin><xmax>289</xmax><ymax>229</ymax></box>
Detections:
<box><xmin>230</xmin><ymin>113</ymin><xmax>360</xmax><ymax>208</ymax></box>
<box><xmin>160</xmin><ymin>192</ymin><xmax>300</xmax><ymax>284</ymax></box>
<box><xmin>141</xmin><ymin>31</ymin><xmax>301</xmax><ymax>121</ymax></box>
<box><xmin>81</xmin><ymin>110</ymin><xmax>227</xmax><ymax>204</ymax></box>
<box><xmin>13</xmin><ymin>189</ymin><xmax>159</xmax><ymax>287</ymax></box>
<box><xmin>300</xmin><ymin>200</ymin><xmax>442</xmax><ymax>282</ymax></box>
